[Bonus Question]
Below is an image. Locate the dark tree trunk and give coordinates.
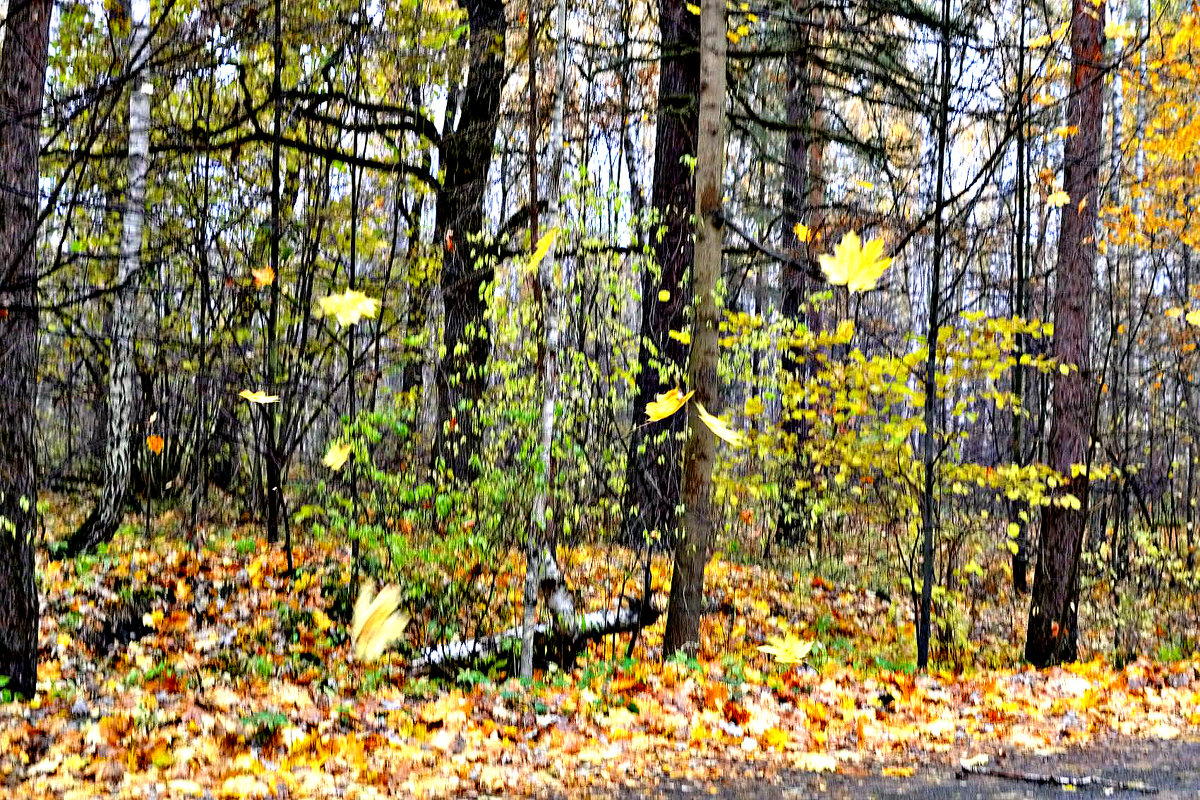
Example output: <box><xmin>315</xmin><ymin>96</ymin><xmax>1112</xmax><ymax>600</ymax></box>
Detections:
<box><xmin>622</xmin><ymin>0</ymin><xmax>699</xmax><ymax>546</ymax></box>
<box><xmin>1026</xmin><ymin>0</ymin><xmax>1105</xmax><ymax>668</ymax></box>
<box><xmin>776</xmin><ymin>1</ymin><xmax>824</xmax><ymax>547</ymax></box>
<box><xmin>0</xmin><ymin>0</ymin><xmax>53</xmax><ymax>697</ymax></box>
<box><xmin>433</xmin><ymin>0</ymin><xmax>506</xmax><ymax>480</ymax></box>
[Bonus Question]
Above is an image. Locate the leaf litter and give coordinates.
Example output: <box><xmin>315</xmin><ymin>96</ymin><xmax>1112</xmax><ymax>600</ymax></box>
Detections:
<box><xmin>2</xmin><ymin>518</ymin><xmax>1200</xmax><ymax>798</ymax></box>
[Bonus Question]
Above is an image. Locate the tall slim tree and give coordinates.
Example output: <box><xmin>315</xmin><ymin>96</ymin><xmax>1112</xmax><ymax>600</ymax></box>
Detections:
<box><xmin>0</xmin><ymin>0</ymin><xmax>53</xmax><ymax>695</ymax></box>
<box><xmin>69</xmin><ymin>0</ymin><xmax>155</xmax><ymax>555</ymax></box>
<box><xmin>663</xmin><ymin>0</ymin><xmax>725</xmax><ymax>655</ymax></box>
<box><xmin>1026</xmin><ymin>0</ymin><xmax>1106</xmax><ymax>667</ymax></box>
<box><xmin>622</xmin><ymin>0</ymin><xmax>700</xmax><ymax>546</ymax></box>
<box><xmin>777</xmin><ymin>0</ymin><xmax>825</xmax><ymax>546</ymax></box>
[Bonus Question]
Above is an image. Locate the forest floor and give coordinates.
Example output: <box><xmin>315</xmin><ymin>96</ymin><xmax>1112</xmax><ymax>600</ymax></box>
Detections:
<box><xmin>3</xmin><ymin>500</ymin><xmax>1200</xmax><ymax>798</ymax></box>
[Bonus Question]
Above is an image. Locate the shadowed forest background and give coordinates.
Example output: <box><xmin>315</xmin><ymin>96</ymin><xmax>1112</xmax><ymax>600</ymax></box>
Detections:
<box><xmin>5</xmin><ymin>0</ymin><xmax>1200</xmax><ymax>795</ymax></box>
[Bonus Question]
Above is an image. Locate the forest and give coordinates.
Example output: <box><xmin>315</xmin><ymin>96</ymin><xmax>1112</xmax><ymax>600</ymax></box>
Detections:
<box><xmin>4</xmin><ymin>0</ymin><xmax>1200</xmax><ymax>795</ymax></box>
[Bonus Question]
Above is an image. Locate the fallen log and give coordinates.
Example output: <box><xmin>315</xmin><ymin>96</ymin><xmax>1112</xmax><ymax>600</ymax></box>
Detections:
<box><xmin>956</xmin><ymin>763</ymin><xmax>1158</xmax><ymax>794</ymax></box>
<box><xmin>411</xmin><ymin>598</ymin><xmax>659</xmax><ymax>676</ymax></box>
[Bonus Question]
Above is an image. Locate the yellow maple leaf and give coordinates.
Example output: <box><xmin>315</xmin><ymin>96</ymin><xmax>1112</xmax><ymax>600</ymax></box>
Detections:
<box><xmin>239</xmin><ymin>389</ymin><xmax>280</xmax><ymax>404</ymax></box>
<box><xmin>646</xmin><ymin>387</ymin><xmax>694</xmax><ymax>422</ymax></box>
<box><xmin>251</xmin><ymin>265</ymin><xmax>275</xmax><ymax>288</ymax></box>
<box><xmin>793</xmin><ymin>222</ymin><xmax>812</xmax><ymax>243</ymax></box>
<box><xmin>1047</xmin><ymin>190</ymin><xmax>1070</xmax><ymax>208</ymax></box>
<box><xmin>352</xmin><ymin>580</ymin><xmax>410</xmax><ymax>662</ymax></box>
<box><xmin>322</xmin><ymin>441</ymin><xmax>353</xmax><ymax>471</ymax></box>
<box><xmin>318</xmin><ymin>289</ymin><xmax>380</xmax><ymax>327</ymax></box>
<box><xmin>696</xmin><ymin>401</ymin><xmax>745</xmax><ymax>446</ymax></box>
<box><xmin>757</xmin><ymin>633</ymin><xmax>814</xmax><ymax>664</ymax></box>
<box><xmin>818</xmin><ymin>231</ymin><xmax>892</xmax><ymax>293</ymax></box>
<box><xmin>1187</xmin><ymin>310</ymin><xmax>1200</xmax><ymax>327</ymax></box>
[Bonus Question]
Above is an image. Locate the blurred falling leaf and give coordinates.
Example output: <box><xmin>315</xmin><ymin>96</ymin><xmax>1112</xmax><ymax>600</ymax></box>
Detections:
<box><xmin>318</xmin><ymin>289</ymin><xmax>380</xmax><ymax>327</ymax></box>
<box><xmin>146</xmin><ymin>434</ymin><xmax>164</xmax><ymax>455</ymax></box>
<box><xmin>322</xmin><ymin>441</ymin><xmax>353</xmax><ymax>471</ymax></box>
<box><xmin>239</xmin><ymin>389</ymin><xmax>279</xmax><ymax>404</ymax></box>
<box><xmin>696</xmin><ymin>401</ymin><xmax>746</xmax><ymax>447</ymax></box>
<box><xmin>251</xmin><ymin>265</ymin><xmax>275</xmax><ymax>288</ymax></box>
<box><xmin>757</xmin><ymin>633</ymin><xmax>814</xmax><ymax>664</ymax></box>
<box><xmin>528</xmin><ymin>228</ymin><xmax>559</xmax><ymax>274</ymax></box>
<box><xmin>646</xmin><ymin>387</ymin><xmax>694</xmax><ymax>422</ymax></box>
<box><xmin>352</xmin><ymin>580</ymin><xmax>410</xmax><ymax>662</ymax></box>
<box><xmin>1047</xmin><ymin>190</ymin><xmax>1070</xmax><ymax>208</ymax></box>
<box><xmin>793</xmin><ymin>222</ymin><xmax>812</xmax><ymax>243</ymax></box>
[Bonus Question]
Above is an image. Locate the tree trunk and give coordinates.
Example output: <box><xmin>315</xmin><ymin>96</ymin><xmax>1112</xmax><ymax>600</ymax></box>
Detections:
<box><xmin>68</xmin><ymin>0</ymin><xmax>153</xmax><ymax>556</ymax></box>
<box><xmin>433</xmin><ymin>0</ymin><xmax>506</xmax><ymax>480</ymax></box>
<box><xmin>0</xmin><ymin>0</ymin><xmax>52</xmax><ymax>696</ymax></box>
<box><xmin>663</xmin><ymin>0</ymin><xmax>724</xmax><ymax>656</ymax></box>
<box><xmin>521</xmin><ymin>0</ymin><xmax>571</xmax><ymax>681</ymax></box>
<box><xmin>1026</xmin><ymin>0</ymin><xmax>1105</xmax><ymax>668</ymax></box>
<box><xmin>777</xmin><ymin>0</ymin><xmax>825</xmax><ymax>546</ymax></box>
<box><xmin>917</xmin><ymin>0</ymin><xmax>952</xmax><ymax>671</ymax></box>
<box><xmin>621</xmin><ymin>0</ymin><xmax>699</xmax><ymax>547</ymax></box>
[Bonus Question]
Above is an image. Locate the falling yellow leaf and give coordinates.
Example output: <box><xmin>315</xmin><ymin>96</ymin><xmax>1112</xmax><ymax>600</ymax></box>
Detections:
<box><xmin>317</xmin><ymin>289</ymin><xmax>380</xmax><ymax>327</ymax></box>
<box><xmin>744</xmin><ymin>396</ymin><xmax>765</xmax><ymax>416</ymax></box>
<box><xmin>322</xmin><ymin>441</ymin><xmax>353</xmax><ymax>471</ymax></box>
<box><xmin>757</xmin><ymin>633</ymin><xmax>814</xmax><ymax>664</ymax></box>
<box><xmin>352</xmin><ymin>580</ymin><xmax>410</xmax><ymax>662</ymax></box>
<box><xmin>146</xmin><ymin>434</ymin><xmax>164</xmax><ymax>455</ymax></box>
<box><xmin>239</xmin><ymin>389</ymin><xmax>280</xmax><ymax>404</ymax></box>
<box><xmin>646</xmin><ymin>387</ymin><xmax>694</xmax><ymax>422</ymax></box>
<box><xmin>793</xmin><ymin>222</ymin><xmax>812</xmax><ymax>243</ymax></box>
<box><xmin>883</xmin><ymin>766</ymin><xmax>915</xmax><ymax>777</ymax></box>
<box><xmin>1186</xmin><ymin>310</ymin><xmax>1200</xmax><ymax>327</ymax></box>
<box><xmin>528</xmin><ymin>228</ymin><xmax>559</xmax><ymax>273</ymax></box>
<box><xmin>658</xmin><ymin>289</ymin><xmax>671</xmax><ymax>302</ymax></box>
<box><xmin>1166</xmin><ymin>307</ymin><xmax>1184</xmax><ymax>319</ymax></box>
<box><xmin>854</xmin><ymin>180</ymin><xmax>875</xmax><ymax>190</ymax></box>
<box><xmin>1052</xmin><ymin>125</ymin><xmax>1078</xmax><ymax>138</ymax></box>
<box><xmin>818</xmin><ymin>231</ymin><xmax>892</xmax><ymax>294</ymax></box>
<box><xmin>251</xmin><ymin>265</ymin><xmax>275</xmax><ymax>288</ymax></box>
<box><xmin>1047</xmin><ymin>190</ymin><xmax>1070</xmax><ymax>208</ymax></box>
<box><xmin>696</xmin><ymin>401</ymin><xmax>746</xmax><ymax>447</ymax></box>
<box><xmin>669</xmin><ymin>329</ymin><xmax>691</xmax><ymax>345</ymax></box>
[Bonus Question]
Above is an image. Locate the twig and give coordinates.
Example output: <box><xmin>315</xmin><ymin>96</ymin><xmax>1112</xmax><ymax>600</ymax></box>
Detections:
<box><xmin>956</xmin><ymin>763</ymin><xmax>1158</xmax><ymax>794</ymax></box>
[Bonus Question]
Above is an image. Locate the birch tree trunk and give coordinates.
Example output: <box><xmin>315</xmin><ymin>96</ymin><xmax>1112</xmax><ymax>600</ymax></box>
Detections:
<box><xmin>69</xmin><ymin>0</ymin><xmax>154</xmax><ymax>555</ymax></box>
<box><xmin>663</xmin><ymin>0</ymin><xmax>724</xmax><ymax>656</ymax></box>
<box><xmin>0</xmin><ymin>0</ymin><xmax>52</xmax><ymax>695</ymax></box>
<box><xmin>521</xmin><ymin>0</ymin><xmax>574</xmax><ymax>680</ymax></box>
